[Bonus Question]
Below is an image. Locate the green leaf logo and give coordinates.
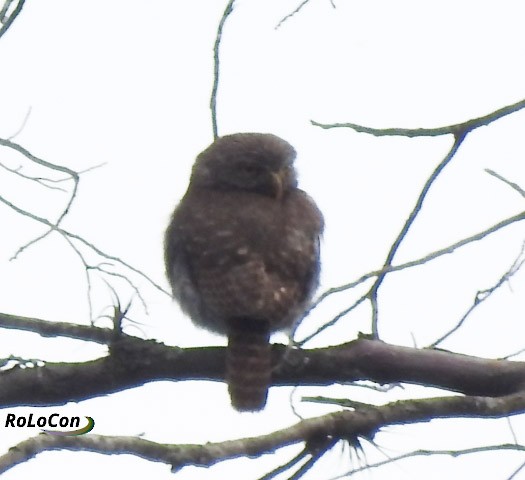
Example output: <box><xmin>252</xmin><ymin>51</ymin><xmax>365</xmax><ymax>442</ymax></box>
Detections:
<box><xmin>42</xmin><ymin>416</ymin><xmax>95</xmax><ymax>436</ymax></box>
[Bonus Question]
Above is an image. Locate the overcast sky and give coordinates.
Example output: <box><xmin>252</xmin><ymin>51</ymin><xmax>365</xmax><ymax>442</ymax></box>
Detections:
<box><xmin>1</xmin><ymin>1</ymin><xmax>525</xmax><ymax>479</ymax></box>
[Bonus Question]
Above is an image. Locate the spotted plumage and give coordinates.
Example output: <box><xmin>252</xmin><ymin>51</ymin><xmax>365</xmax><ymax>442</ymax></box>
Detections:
<box><xmin>164</xmin><ymin>133</ymin><xmax>323</xmax><ymax>411</ymax></box>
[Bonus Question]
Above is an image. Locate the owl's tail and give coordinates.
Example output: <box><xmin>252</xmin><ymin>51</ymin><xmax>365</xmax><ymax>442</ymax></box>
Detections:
<box><xmin>226</xmin><ymin>318</ymin><xmax>271</xmax><ymax>412</ymax></box>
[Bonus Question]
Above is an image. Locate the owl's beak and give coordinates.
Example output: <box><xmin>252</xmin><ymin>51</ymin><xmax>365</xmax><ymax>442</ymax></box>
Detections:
<box><xmin>271</xmin><ymin>170</ymin><xmax>285</xmax><ymax>201</ymax></box>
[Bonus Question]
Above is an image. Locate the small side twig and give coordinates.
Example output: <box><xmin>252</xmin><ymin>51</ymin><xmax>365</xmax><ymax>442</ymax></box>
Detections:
<box><xmin>428</xmin><ymin>241</ymin><xmax>525</xmax><ymax>348</ymax></box>
<box><xmin>275</xmin><ymin>0</ymin><xmax>311</xmax><ymax>29</ymax></box>
<box><xmin>485</xmin><ymin>169</ymin><xmax>525</xmax><ymax>198</ymax></box>
<box><xmin>333</xmin><ymin>444</ymin><xmax>525</xmax><ymax>479</ymax></box>
<box><xmin>257</xmin><ymin>446</ymin><xmax>311</xmax><ymax>480</ymax></box>
<box><xmin>210</xmin><ymin>0</ymin><xmax>235</xmax><ymax>139</ymax></box>
<box><xmin>302</xmin><ymin>210</ymin><xmax>525</xmax><ymax>340</ymax></box>
<box><xmin>295</xmin><ymin>293</ymin><xmax>367</xmax><ymax>346</ymax></box>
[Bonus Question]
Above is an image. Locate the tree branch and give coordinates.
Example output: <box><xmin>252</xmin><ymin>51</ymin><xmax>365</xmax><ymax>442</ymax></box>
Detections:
<box><xmin>337</xmin><ymin>443</ymin><xmax>525</xmax><ymax>478</ymax></box>
<box><xmin>311</xmin><ymin>97</ymin><xmax>525</xmax><ymax>137</ymax></box>
<box><xmin>210</xmin><ymin>0</ymin><xmax>235</xmax><ymax>139</ymax></box>
<box><xmin>1</xmin><ymin>391</ymin><xmax>525</xmax><ymax>474</ymax></box>
<box><xmin>368</xmin><ymin>132</ymin><xmax>466</xmax><ymax>337</ymax></box>
<box><xmin>302</xmin><ymin>209</ymin><xmax>525</xmax><ymax>342</ymax></box>
<box><xmin>0</xmin><ymin>0</ymin><xmax>25</xmax><ymax>40</ymax></box>
<box><xmin>0</xmin><ymin>312</ymin><xmax>117</xmax><ymax>344</ymax></box>
<box><xmin>275</xmin><ymin>0</ymin><xmax>311</xmax><ymax>29</ymax></box>
<box><xmin>2</xmin><ymin>333</ymin><xmax>525</xmax><ymax>408</ymax></box>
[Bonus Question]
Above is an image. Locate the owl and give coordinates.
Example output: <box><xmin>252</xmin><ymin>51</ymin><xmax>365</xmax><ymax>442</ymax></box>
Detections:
<box><xmin>164</xmin><ymin>133</ymin><xmax>323</xmax><ymax>411</ymax></box>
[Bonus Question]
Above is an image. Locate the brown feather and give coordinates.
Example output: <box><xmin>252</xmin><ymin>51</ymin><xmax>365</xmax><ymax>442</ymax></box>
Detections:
<box><xmin>164</xmin><ymin>133</ymin><xmax>323</xmax><ymax>411</ymax></box>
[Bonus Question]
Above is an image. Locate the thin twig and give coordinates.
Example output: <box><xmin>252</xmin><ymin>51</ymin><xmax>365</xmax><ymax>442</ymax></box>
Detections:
<box><xmin>332</xmin><ymin>444</ymin><xmax>525</xmax><ymax>479</ymax></box>
<box><xmin>0</xmin><ymin>192</ymin><xmax>169</xmax><ymax>296</ymax></box>
<box><xmin>307</xmin><ymin>210</ymin><xmax>525</xmax><ymax>315</ymax></box>
<box><xmin>311</xmin><ymin>97</ymin><xmax>525</xmax><ymax>137</ymax></box>
<box><xmin>0</xmin><ymin>161</ymin><xmax>67</xmax><ymax>191</ymax></box>
<box><xmin>288</xmin><ymin>438</ymin><xmax>338</xmax><ymax>480</ymax></box>
<box><xmin>7</xmin><ymin>106</ymin><xmax>32</xmax><ymax>140</ymax></box>
<box><xmin>296</xmin><ymin>294</ymin><xmax>367</xmax><ymax>346</ymax></box>
<box><xmin>0</xmin><ymin>137</ymin><xmax>80</xmax><ymax>254</ymax></box>
<box><xmin>507</xmin><ymin>459</ymin><xmax>525</xmax><ymax>480</ymax></box>
<box><xmin>506</xmin><ymin>417</ymin><xmax>519</xmax><ymax>445</ymax></box>
<box><xmin>368</xmin><ymin>132</ymin><xmax>466</xmax><ymax>337</ymax></box>
<box><xmin>503</xmin><ymin>347</ymin><xmax>525</xmax><ymax>360</ymax></box>
<box><xmin>485</xmin><ymin>169</ymin><xmax>525</xmax><ymax>198</ymax></box>
<box><xmin>210</xmin><ymin>0</ymin><xmax>235</xmax><ymax>139</ymax></box>
<box><xmin>257</xmin><ymin>447</ymin><xmax>311</xmax><ymax>480</ymax></box>
<box><xmin>275</xmin><ymin>0</ymin><xmax>311</xmax><ymax>29</ymax></box>
<box><xmin>428</xmin><ymin>241</ymin><xmax>525</xmax><ymax>348</ymax></box>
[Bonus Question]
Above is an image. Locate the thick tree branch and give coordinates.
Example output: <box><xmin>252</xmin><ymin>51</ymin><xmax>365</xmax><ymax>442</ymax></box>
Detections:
<box><xmin>2</xmin><ymin>334</ymin><xmax>525</xmax><ymax>408</ymax></box>
<box><xmin>1</xmin><ymin>392</ymin><xmax>525</xmax><ymax>474</ymax></box>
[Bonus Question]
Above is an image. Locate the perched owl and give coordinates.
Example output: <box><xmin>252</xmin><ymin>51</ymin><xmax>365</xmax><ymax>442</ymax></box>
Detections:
<box><xmin>164</xmin><ymin>133</ymin><xmax>323</xmax><ymax>411</ymax></box>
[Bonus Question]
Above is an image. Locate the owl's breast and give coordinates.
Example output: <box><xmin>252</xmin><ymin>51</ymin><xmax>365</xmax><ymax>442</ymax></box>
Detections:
<box><xmin>165</xmin><ymin>186</ymin><xmax>323</xmax><ymax>333</ymax></box>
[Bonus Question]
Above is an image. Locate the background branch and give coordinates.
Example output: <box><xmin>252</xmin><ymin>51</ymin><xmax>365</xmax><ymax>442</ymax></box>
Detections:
<box><xmin>210</xmin><ymin>0</ymin><xmax>235</xmax><ymax>139</ymax></box>
<box><xmin>302</xmin><ymin>209</ymin><xmax>525</xmax><ymax>342</ymax></box>
<box><xmin>311</xmin><ymin>97</ymin><xmax>525</xmax><ymax>137</ymax></box>
<box><xmin>0</xmin><ymin>0</ymin><xmax>24</xmax><ymax>40</ymax></box>
<box><xmin>1</xmin><ymin>392</ymin><xmax>525</xmax><ymax>475</ymax></box>
<box><xmin>368</xmin><ymin>132</ymin><xmax>466</xmax><ymax>337</ymax></box>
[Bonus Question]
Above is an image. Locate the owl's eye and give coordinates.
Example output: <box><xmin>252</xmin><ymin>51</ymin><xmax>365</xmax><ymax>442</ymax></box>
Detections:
<box><xmin>240</xmin><ymin>165</ymin><xmax>260</xmax><ymax>175</ymax></box>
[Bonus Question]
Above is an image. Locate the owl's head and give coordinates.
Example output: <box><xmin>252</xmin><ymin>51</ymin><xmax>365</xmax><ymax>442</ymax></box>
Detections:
<box><xmin>190</xmin><ymin>133</ymin><xmax>298</xmax><ymax>198</ymax></box>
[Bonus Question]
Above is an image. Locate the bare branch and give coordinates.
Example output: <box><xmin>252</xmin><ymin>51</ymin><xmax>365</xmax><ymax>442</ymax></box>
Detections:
<box><xmin>0</xmin><ymin>312</ymin><xmax>118</xmax><ymax>344</ymax></box>
<box><xmin>7</xmin><ymin>106</ymin><xmax>32</xmax><ymax>140</ymax></box>
<box><xmin>2</xmin><ymin>336</ymin><xmax>525</xmax><ymax>408</ymax></box>
<box><xmin>295</xmin><ymin>293</ymin><xmax>367</xmax><ymax>346</ymax></box>
<box><xmin>0</xmin><ymin>137</ymin><xmax>79</xmax><ymax>208</ymax></box>
<box><xmin>0</xmin><ymin>160</ymin><xmax>67</xmax><ymax>191</ymax></box>
<box><xmin>0</xmin><ymin>83</ymin><xmax>130</xmax><ymax>323</ymax></box>
<box><xmin>429</xmin><ymin>241</ymin><xmax>525</xmax><ymax>348</ymax></box>
<box><xmin>275</xmin><ymin>0</ymin><xmax>311</xmax><ymax>29</ymax></box>
<box><xmin>257</xmin><ymin>447</ymin><xmax>311</xmax><ymax>480</ymax></box>
<box><xmin>0</xmin><ymin>190</ymin><xmax>168</xmax><ymax>297</ymax></box>
<box><xmin>503</xmin><ymin>347</ymin><xmax>525</xmax><ymax>361</ymax></box>
<box><xmin>305</xmin><ymin>101</ymin><xmax>525</xmax><ymax>341</ymax></box>
<box><xmin>1</xmin><ymin>393</ymin><xmax>525</xmax><ymax>474</ymax></box>
<box><xmin>334</xmin><ymin>444</ymin><xmax>525</xmax><ymax>479</ymax></box>
<box><xmin>485</xmin><ymin>169</ymin><xmax>525</xmax><ymax>198</ymax></box>
<box><xmin>307</xmin><ymin>209</ymin><xmax>525</xmax><ymax>326</ymax></box>
<box><xmin>311</xmin><ymin>97</ymin><xmax>525</xmax><ymax>137</ymax></box>
<box><xmin>210</xmin><ymin>0</ymin><xmax>235</xmax><ymax>139</ymax></box>
<box><xmin>67</xmin><ymin>229</ymin><xmax>169</xmax><ymax>296</ymax></box>
<box><xmin>0</xmin><ymin>137</ymin><xmax>78</xmax><ymax>181</ymax></box>
<box><xmin>368</xmin><ymin>132</ymin><xmax>466</xmax><ymax>336</ymax></box>
<box><xmin>508</xmin><ymin>459</ymin><xmax>525</xmax><ymax>480</ymax></box>
<box><xmin>0</xmin><ymin>0</ymin><xmax>25</xmax><ymax>40</ymax></box>
<box><xmin>287</xmin><ymin>437</ymin><xmax>338</xmax><ymax>480</ymax></box>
